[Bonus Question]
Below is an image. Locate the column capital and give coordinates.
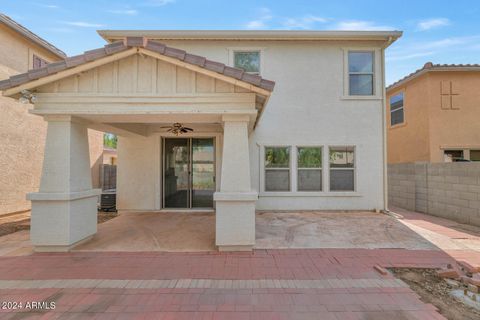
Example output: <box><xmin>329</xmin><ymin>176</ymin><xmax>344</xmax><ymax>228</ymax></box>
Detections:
<box><xmin>221</xmin><ymin>114</ymin><xmax>251</xmax><ymax>123</ymax></box>
<box><xmin>42</xmin><ymin>115</ymin><xmax>89</xmax><ymax>125</ymax></box>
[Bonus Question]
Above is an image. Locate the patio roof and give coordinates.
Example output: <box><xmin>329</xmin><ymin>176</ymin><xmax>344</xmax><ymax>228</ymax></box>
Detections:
<box><xmin>0</xmin><ymin>37</ymin><xmax>275</xmax><ymax>95</ymax></box>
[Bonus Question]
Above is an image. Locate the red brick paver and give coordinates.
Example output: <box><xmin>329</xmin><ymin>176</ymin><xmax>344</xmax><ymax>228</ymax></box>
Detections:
<box><xmin>0</xmin><ymin>249</ymin><xmax>461</xmax><ymax>319</ymax></box>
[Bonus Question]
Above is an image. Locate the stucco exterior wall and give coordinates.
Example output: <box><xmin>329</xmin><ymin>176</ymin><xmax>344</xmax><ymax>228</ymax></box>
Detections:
<box><xmin>117</xmin><ymin>135</ymin><xmax>161</xmax><ymax>211</ymax></box>
<box><xmin>387</xmin><ymin>71</ymin><xmax>480</xmax><ymax>163</ymax></box>
<box><xmin>109</xmin><ymin>40</ymin><xmax>387</xmax><ymax>211</ymax></box>
<box><xmin>0</xmin><ymin>25</ymin><xmax>103</xmax><ymax>215</ymax></box>
<box><xmin>387</xmin><ymin>76</ymin><xmax>430</xmax><ymax>164</ymax></box>
<box><xmin>427</xmin><ymin>72</ymin><xmax>480</xmax><ymax>162</ymax></box>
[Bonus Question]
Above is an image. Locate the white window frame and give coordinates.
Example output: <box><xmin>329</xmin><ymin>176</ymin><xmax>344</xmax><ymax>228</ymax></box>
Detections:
<box><xmin>342</xmin><ymin>48</ymin><xmax>382</xmax><ymax>100</ymax></box>
<box><xmin>328</xmin><ymin>146</ymin><xmax>356</xmax><ymax>192</ymax></box>
<box><xmin>258</xmin><ymin>144</ymin><xmax>360</xmax><ymax>197</ymax></box>
<box><xmin>296</xmin><ymin>146</ymin><xmax>323</xmax><ymax>192</ymax></box>
<box><xmin>228</xmin><ymin>47</ymin><xmax>264</xmax><ymax>75</ymax></box>
<box><xmin>264</xmin><ymin>145</ymin><xmax>291</xmax><ymax>192</ymax></box>
<box><xmin>390</xmin><ymin>91</ymin><xmax>405</xmax><ymax>127</ymax></box>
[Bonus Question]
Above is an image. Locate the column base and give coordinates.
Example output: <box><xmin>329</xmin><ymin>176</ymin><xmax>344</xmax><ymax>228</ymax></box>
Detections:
<box><xmin>214</xmin><ymin>191</ymin><xmax>257</xmax><ymax>250</ymax></box>
<box><xmin>33</xmin><ymin>235</ymin><xmax>94</xmax><ymax>252</ymax></box>
<box><xmin>27</xmin><ymin>189</ymin><xmax>101</xmax><ymax>250</ymax></box>
<box><xmin>218</xmin><ymin>245</ymin><xmax>253</xmax><ymax>252</ymax></box>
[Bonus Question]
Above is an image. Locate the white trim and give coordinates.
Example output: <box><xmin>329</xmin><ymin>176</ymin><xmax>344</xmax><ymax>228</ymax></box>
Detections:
<box><xmin>263</xmin><ymin>145</ymin><xmax>292</xmax><ymax>192</ymax></box>
<box><xmin>99</xmin><ymin>30</ymin><xmax>403</xmax><ymax>43</ymax></box>
<box><xmin>296</xmin><ymin>146</ymin><xmax>323</xmax><ymax>192</ymax></box>
<box><xmin>389</xmin><ymin>91</ymin><xmax>405</xmax><ymax>127</ymax></box>
<box><xmin>259</xmin><ymin>144</ymin><xmax>359</xmax><ymax>196</ymax></box>
<box><xmin>328</xmin><ymin>146</ymin><xmax>356</xmax><ymax>192</ymax></box>
<box><xmin>342</xmin><ymin>48</ymin><xmax>382</xmax><ymax>100</ymax></box>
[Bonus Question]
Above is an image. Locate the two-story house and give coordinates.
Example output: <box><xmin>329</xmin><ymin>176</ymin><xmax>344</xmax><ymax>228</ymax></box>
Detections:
<box><xmin>0</xmin><ymin>14</ymin><xmax>104</xmax><ymax>215</ymax></box>
<box><xmin>387</xmin><ymin>62</ymin><xmax>480</xmax><ymax>163</ymax></box>
<box><xmin>0</xmin><ymin>30</ymin><xmax>401</xmax><ymax>251</ymax></box>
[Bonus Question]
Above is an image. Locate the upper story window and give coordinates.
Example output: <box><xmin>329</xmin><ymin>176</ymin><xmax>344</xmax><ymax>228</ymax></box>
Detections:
<box><xmin>233</xmin><ymin>51</ymin><xmax>260</xmax><ymax>74</ymax></box>
<box><xmin>390</xmin><ymin>92</ymin><xmax>405</xmax><ymax>126</ymax></box>
<box><xmin>32</xmin><ymin>54</ymin><xmax>48</xmax><ymax>69</ymax></box>
<box><xmin>348</xmin><ymin>51</ymin><xmax>374</xmax><ymax>96</ymax></box>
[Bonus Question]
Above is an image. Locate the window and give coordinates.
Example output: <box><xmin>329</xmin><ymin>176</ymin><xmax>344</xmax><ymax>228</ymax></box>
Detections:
<box><xmin>234</xmin><ymin>51</ymin><xmax>260</xmax><ymax>74</ymax></box>
<box><xmin>470</xmin><ymin>150</ymin><xmax>480</xmax><ymax>162</ymax></box>
<box><xmin>329</xmin><ymin>147</ymin><xmax>355</xmax><ymax>191</ymax></box>
<box><xmin>444</xmin><ymin>150</ymin><xmax>464</xmax><ymax>162</ymax></box>
<box><xmin>348</xmin><ymin>51</ymin><xmax>374</xmax><ymax>96</ymax></box>
<box><xmin>390</xmin><ymin>93</ymin><xmax>404</xmax><ymax>126</ymax></box>
<box><xmin>32</xmin><ymin>54</ymin><xmax>48</xmax><ymax>69</ymax></box>
<box><xmin>297</xmin><ymin>147</ymin><xmax>322</xmax><ymax>191</ymax></box>
<box><xmin>265</xmin><ymin>147</ymin><xmax>290</xmax><ymax>191</ymax></box>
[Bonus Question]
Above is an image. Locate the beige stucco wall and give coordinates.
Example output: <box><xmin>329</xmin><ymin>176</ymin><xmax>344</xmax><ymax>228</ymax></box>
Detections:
<box><xmin>0</xmin><ymin>24</ymin><xmax>103</xmax><ymax>215</ymax></box>
<box><xmin>427</xmin><ymin>72</ymin><xmax>480</xmax><ymax>162</ymax></box>
<box><xmin>387</xmin><ymin>71</ymin><xmax>480</xmax><ymax>163</ymax></box>
<box><xmin>159</xmin><ymin>40</ymin><xmax>386</xmax><ymax>210</ymax></box>
<box><xmin>387</xmin><ymin>75</ymin><xmax>430</xmax><ymax>163</ymax></box>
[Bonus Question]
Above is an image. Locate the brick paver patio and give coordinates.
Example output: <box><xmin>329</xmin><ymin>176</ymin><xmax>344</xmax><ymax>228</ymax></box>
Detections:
<box><xmin>0</xmin><ymin>249</ymin><xmax>461</xmax><ymax>319</ymax></box>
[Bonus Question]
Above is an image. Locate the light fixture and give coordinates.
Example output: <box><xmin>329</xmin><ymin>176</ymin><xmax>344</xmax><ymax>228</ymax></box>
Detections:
<box><xmin>19</xmin><ymin>90</ymin><xmax>36</xmax><ymax>104</ymax></box>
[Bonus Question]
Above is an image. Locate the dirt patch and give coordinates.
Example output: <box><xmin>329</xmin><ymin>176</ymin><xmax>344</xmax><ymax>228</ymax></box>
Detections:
<box><xmin>0</xmin><ymin>219</ymin><xmax>30</xmax><ymax>237</ymax></box>
<box><xmin>0</xmin><ymin>212</ymin><xmax>118</xmax><ymax>238</ymax></box>
<box><xmin>97</xmin><ymin>211</ymin><xmax>118</xmax><ymax>224</ymax></box>
<box><xmin>391</xmin><ymin>268</ymin><xmax>480</xmax><ymax>320</ymax></box>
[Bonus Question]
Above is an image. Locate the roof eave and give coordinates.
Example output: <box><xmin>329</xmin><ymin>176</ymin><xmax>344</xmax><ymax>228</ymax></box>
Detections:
<box><xmin>98</xmin><ymin>30</ymin><xmax>402</xmax><ymax>43</ymax></box>
<box><xmin>387</xmin><ymin>66</ymin><xmax>480</xmax><ymax>92</ymax></box>
<box><xmin>0</xmin><ymin>14</ymin><xmax>66</xmax><ymax>59</ymax></box>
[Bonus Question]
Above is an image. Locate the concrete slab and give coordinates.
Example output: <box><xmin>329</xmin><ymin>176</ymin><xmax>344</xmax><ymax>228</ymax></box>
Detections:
<box><xmin>74</xmin><ymin>211</ymin><xmax>216</xmax><ymax>252</ymax></box>
<box><xmin>255</xmin><ymin>210</ymin><xmax>438</xmax><ymax>250</ymax></box>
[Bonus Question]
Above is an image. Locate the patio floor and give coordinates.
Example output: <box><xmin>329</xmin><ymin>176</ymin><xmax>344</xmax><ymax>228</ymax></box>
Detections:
<box><xmin>1</xmin><ymin>208</ymin><xmax>480</xmax><ymax>257</ymax></box>
<box><xmin>0</xmin><ymin>208</ymin><xmax>479</xmax><ymax>319</ymax></box>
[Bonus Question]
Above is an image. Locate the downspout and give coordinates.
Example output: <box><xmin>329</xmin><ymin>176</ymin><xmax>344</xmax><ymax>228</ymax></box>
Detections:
<box><xmin>381</xmin><ymin>37</ymin><xmax>392</xmax><ymax>213</ymax></box>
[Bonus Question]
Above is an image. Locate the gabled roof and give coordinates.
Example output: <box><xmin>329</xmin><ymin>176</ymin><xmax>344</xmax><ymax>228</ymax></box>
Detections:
<box><xmin>387</xmin><ymin>62</ymin><xmax>480</xmax><ymax>92</ymax></box>
<box><xmin>0</xmin><ymin>13</ymin><xmax>66</xmax><ymax>59</ymax></box>
<box><xmin>0</xmin><ymin>36</ymin><xmax>275</xmax><ymax>94</ymax></box>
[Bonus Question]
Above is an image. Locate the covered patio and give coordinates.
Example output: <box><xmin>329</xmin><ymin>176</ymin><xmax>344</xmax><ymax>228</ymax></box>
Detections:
<box><xmin>71</xmin><ymin>209</ymin><xmax>444</xmax><ymax>252</ymax></box>
<box><xmin>0</xmin><ymin>37</ymin><xmax>274</xmax><ymax>252</ymax></box>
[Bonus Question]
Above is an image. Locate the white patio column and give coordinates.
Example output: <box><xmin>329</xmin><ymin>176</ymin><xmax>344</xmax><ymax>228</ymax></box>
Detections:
<box><xmin>27</xmin><ymin>115</ymin><xmax>101</xmax><ymax>251</ymax></box>
<box><xmin>214</xmin><ymin>115</ymin><xmax>257</xmax><ymax>251</ymax></box>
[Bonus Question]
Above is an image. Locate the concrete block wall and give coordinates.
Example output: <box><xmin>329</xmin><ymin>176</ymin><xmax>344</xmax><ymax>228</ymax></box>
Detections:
<box><xmin>387</xmin><ymin>163</ymin><xmax>416</xmax><ymax>211</ymax></box>
<box><xmin>388</xmin><ymin>162</ymin><xmax>480</xmax><ymax>227</ymax></box>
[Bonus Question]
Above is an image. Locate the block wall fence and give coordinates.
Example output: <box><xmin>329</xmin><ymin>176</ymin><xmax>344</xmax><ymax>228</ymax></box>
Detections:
<box><xmin>388</xmin><ymin>162</ymin><xmax>480</xmax><ymax>226</ymax></box>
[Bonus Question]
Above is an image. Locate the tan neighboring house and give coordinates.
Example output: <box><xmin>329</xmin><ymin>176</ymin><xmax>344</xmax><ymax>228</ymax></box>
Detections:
<box><xmin>387</xmin><ymin>62</ymin><xmax>480</xmax><ymax>163</ymax></box>
<box><xmin>103</xmin><ymin>147</ymin><xmax>117</xmax><ymax>165</ymax></box>
<box><xmin>0</xmin><ymin>14</ymin><xmax>104</xmax><ymax>215</ymax></box>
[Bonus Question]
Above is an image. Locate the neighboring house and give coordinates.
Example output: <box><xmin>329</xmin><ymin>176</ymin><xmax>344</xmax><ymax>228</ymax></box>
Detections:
<box><xmin>0</xmin><ymin>30</ymin><xmax>401</xmax><ymax>251</ymax></box>
<box><xmin>103</xmin><ymin>147</ymin><xmax>117</xmax><ymax>165</ymax></box>
<box><xmin>0</xmin><ymin>14</ymin><xmax>104</xmax><ymax>215</ymax></box>
<box><xmin>387</xmin><ymin>62</ymin><xmax>480</xmax><ymax>163</ymax></box>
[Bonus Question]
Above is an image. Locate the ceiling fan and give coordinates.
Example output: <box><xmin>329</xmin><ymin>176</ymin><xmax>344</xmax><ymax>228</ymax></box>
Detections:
<box><xmin>160</xmin><ymin>122</ymin><xmax>194</xmax><ymax>136</ymax></box>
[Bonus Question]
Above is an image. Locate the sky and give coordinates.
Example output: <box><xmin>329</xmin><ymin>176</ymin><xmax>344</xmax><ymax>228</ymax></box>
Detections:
<box><xmin>2</xmin><ymin>0</ymin><xmax>480</xmax><ymax>85</ymax></box>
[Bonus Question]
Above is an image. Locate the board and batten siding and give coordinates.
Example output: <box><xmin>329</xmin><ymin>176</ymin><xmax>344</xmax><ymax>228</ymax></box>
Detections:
<box><xmin>37</xmin><ymin>54</ymin><xmax>249</xmax><ymax>95</ymax></box>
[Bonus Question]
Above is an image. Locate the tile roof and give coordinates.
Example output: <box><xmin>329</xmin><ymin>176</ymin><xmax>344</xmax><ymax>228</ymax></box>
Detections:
<box><xmin>0</xmin><ymin>13</ymin><xmax>66</xmax><ymax>59</ymax></box>
<box><xmin>387</xmin><ymin>62</ymin><xmax>480</xmax><ymax>91</ymax></box>
<box><xmin>0</xmin><ymin>37</ymin><xmax>275</xmax><ymax>93</ymax></box>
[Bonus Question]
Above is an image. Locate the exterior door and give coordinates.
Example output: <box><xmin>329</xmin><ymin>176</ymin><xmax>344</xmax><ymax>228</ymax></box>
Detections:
<box><xmin>163</xmin><ymin>138</ymin><xmax>215</xmax><ymax>209</ymax></box>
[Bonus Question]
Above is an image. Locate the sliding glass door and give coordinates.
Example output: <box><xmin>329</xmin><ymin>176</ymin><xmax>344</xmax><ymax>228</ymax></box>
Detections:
<box><xmin>163</xmin><ymin>138</ymin><xmax>215</xmax><ymax>209</ymax></box>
